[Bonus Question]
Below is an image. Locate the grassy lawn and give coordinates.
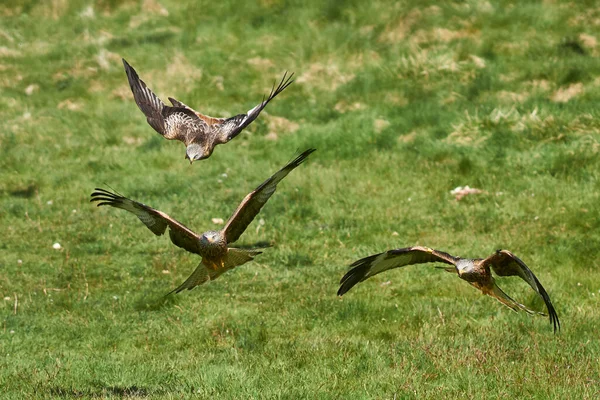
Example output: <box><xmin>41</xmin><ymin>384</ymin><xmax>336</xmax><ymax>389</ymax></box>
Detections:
<box><xmin>1</xmin><ymin>0</ymin><xmax>600</xmax><ymax>398</ymax></box>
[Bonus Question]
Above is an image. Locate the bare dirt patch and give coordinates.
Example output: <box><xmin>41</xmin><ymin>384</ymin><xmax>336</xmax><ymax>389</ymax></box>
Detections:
<box><xmin>551</xmin><ymin>83</ymin><xmax>584</xmax><ymax>103</ymax></box>
<box><xmin>297</xmin><ymin>62</ymin><xmax>355</xmax><ymax>91</ymax></box>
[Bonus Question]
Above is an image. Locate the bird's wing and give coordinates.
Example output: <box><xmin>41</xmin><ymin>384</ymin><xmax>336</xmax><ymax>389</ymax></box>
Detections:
<box><xmin>123</xmin><ymin>59</ymin><xmax>208</xmax><ymax>142</ymax></box>
<box><xmin>221</xmin><ymin>148</ymin><xmax>315</xmax><ymax>244</ymax></box>
<box><xmin>485</xmin><ymin>250</ymin><xmax>560</xmax><ymax>332</ymax></box>
<box><xmin>168</xmin><ymin>262</ymin><xmax>210</xmax><ymax>294</ymax></box>
<box><xmin>337</xmin><ymin>246</ymin><xmax>459</xmax><ymax>296</ymax></box>
<box><xmin>123</xmin><ymin>58</ymin><xmax>167</xmax><ymax>134</ymax></box>
<box><xmin>213</xmin><ymin>71</ymin><xmax>294</xmax><ymax>142</ymax></box>
<box><xmin>90</xmin><ymin>188</ymin><xmax>202</xmax><ymax>255</ymax></box>
<box><xmin>168</xmin><ymin>248</ymin><xmax>262</xmax><ymax>294</ymax></box>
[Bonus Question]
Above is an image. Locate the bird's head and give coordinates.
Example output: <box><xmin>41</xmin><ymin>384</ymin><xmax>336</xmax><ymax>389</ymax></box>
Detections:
<box><xmin>185</xmin><ymin>143</ymin><xmax>211</xmax><ymax>164</ymax></box>
<box><xmin>455</xmin><ymin>259</ymin><xmax>472</xmax><ymax>276</ymax></box>
<box><xmin>200</xmin><ymin>231</ymin><xmax>221</xmax><ymax>245</ymax></box>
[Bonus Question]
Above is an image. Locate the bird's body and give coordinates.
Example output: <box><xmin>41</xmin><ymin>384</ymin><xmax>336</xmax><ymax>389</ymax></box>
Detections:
<box><xmin>122</xmin><ymin>58</ymin><xmax>294</xmax><ymax>163</ymax></box>
<box><xmin>91</xmin><ymin>149</ymin><xmax>315</xmax><ymax>293</ymax></box>
<box><xmin>455</xmin><ymin>258</ymin><xmax>488</xmax><ymax>282</ymax></box>
<box><xmin>338</xmin><ymin>246</ymin><xmax>560</xmax><ymax>332</ymax></box>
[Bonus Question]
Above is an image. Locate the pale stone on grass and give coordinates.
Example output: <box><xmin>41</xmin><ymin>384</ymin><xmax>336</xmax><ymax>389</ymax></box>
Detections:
<box><xmin>211</xmin><ymin>218</ymin><xmax>224</xmax><ymax>225</ymax></box>
<box><xmin>25</xmin><ymin>84</ymin><xmax>39</xmax><ymax>96</ymax></box>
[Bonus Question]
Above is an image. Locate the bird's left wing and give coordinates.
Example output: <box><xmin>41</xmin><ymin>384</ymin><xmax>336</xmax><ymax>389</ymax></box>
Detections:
<box><xmin>214</xmin><ymin>71</ymin><xmax>294</xmax><ymax>142</ymax></box>
<box><xmin>485</xmin><ymin>250</ymin><xmax>560</xmax><ymax>332</ymax></box>
<box><xmin>338</xmin><ymin>246</ymin><xmax>459</xmax><ymax>296</ymax></box>
<box><xmin>90</xmin><ymin>188</ymin><xmax>202</xmax><ymax>255</ymax></box>
<box><xmin>222</xmin><ymin>148</ymin><xmax>315</xmax><ymax>244</ymax></box>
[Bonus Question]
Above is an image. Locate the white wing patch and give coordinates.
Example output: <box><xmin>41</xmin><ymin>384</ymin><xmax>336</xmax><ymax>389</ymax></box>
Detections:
<box><xmin>367</xmin><ymin>252</ymin><xmax>405</xmax><ymax>278</ymax></box>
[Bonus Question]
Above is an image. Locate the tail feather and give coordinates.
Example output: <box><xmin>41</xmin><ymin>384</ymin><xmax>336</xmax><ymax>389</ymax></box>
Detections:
<box><xmin>481</xmin><ymin>281</ymin><xmax>544</xmax><ymax>316</ymax></box>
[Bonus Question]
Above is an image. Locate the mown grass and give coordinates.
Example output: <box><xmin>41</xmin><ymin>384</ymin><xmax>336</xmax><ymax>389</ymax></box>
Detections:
<box><xmin>1</xmin><ymin>0</ymin><xmax>600</xmax><ymax>398</ymax></box>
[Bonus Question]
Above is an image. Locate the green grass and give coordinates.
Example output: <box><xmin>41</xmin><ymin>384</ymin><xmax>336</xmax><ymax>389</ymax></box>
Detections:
<box><xmin>1</xmin><ymin>0</ymin><xmax>600</xmax><ymax>398</ymax></box>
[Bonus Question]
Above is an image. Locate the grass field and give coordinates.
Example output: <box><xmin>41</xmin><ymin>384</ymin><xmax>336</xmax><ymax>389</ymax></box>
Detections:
<box><xmin>1</xmin><ymin>0</ymin><xmax>600</xmax><ymax>398</ymax></box>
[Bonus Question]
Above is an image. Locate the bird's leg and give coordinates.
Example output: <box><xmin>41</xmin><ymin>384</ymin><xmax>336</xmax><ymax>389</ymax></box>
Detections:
<box><xmin>207</xmin><ymin>258</ymin><xmax>225</xmax><ymax>271</ymax></box>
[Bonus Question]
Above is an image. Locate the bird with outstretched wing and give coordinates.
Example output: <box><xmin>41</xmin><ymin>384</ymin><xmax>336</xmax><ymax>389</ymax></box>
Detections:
<box><xmin>122</xmin><ymin>58</ymin><xmax>294</xmax><ymax>163</ymax></box>
<box><xmin>91</xmin><ymin>149</ymin><xmax>315</xmax><ymax>293</ymax></box>
<box><xmin>338</xmin><ymin>246</ymin><xmax>560</xmax><ymax>332</ymax></box>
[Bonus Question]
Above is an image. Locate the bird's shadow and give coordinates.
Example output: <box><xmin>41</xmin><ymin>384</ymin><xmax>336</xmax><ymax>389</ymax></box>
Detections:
<box><xmin>133</xmin><ymin>290</ymin><xmax>179</xmax><ymax>311</ymax></box>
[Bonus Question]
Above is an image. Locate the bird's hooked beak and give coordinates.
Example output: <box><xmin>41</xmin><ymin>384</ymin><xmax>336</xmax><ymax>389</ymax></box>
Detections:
<box><xmin>185</xmin><ymin>152</ymin><xmax>210</xmax><ymax>164</ymax></box>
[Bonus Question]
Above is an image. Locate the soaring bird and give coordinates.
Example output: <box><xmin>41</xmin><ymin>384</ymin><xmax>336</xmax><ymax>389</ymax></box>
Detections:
<box><xmin>338</xmin><ymin>246</ymin><xmax>560</xmax><ymax>332</ymax></box>
<box><xmin>122</xmin><ymin>58</ymin><xmax>294</xmax><ymax>163</ymax></box>
<box><xmin>90</xmin><ymin>149</ymin><xmax>315</xmax><ymax>293</ymax></box>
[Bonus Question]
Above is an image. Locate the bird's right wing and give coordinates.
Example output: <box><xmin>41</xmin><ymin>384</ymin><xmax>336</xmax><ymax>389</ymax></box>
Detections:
<box><xmin>337</xmin><ymin>246</ymin><xmax>459</xmax><ymax>296</ymax></box>
<box><xmin>90</xmin><ymin>188</ymin><xmax>202</xmax><ymax>255</ymax></box>
<box><xmin>221</xmin><ymin>148</ymin><xmax>316</xmax><ymax>244</ymax></box>
<box><xmin>123</xmin><ymin>59</ymin><xmax>208</xmax><ymax>142</ymax></box>
<box><xmin>485</xmin><ymin>250</ymin><xmax>560</xmax><ymax>332</ymax></box>
<box><xmin>214</xmin><ymin>71</ymin><xmax>294</xmax><ymax>143</ymax></box>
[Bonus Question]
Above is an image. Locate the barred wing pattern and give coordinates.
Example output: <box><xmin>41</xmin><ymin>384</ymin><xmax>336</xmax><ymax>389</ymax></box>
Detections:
<box><xmin>90</xmin><ymin>188</ymin><xmax>202</xmax><ymax>255</ymax></box>
<box><xmin>123</xmin><ymin>58</ymin><xmax>208</xmax><ymax>143</ymax></box>
<box><xmin>222</xmin><ymin>148</ymin><xmax>316</xmax><ymax>244</ymax></box>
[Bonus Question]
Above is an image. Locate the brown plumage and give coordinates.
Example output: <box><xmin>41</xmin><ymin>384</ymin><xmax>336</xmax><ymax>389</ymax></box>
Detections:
<box><xmin>90</xmin><ymin>149</ymin><xmax>315</xmax><ymax>293</ymax></box>
<box><xmin>338</xmin><ymin>246</ymin><xmax>559</xmax><ymax>332</ymax></box>
<box><xmin>122</xmin><ymin>58</ymin><xmax>294</xmax><ymax>163</ymax></box>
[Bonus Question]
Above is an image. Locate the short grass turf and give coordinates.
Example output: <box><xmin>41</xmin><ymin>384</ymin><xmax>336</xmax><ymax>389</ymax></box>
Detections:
<box><xmin>1</xmin><ymin>0</ymin><xmax>600</xmax><ymax>398</ymax></box>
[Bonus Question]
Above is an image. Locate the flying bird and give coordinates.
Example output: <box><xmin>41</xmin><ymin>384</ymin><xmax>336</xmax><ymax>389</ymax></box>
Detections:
<box><xmin>122</xmin><ymin>58</ymin><xmax>294</xmax><ymax>163</ymax></box>
<box><xmin>338</xmin><ymin>246</ymin><xmax>559</xmax><ymax>332</ymax></box>
<box><xmin>90</xmin><ymin>149</ymin><xmax>315</xmax><ymax>293</ymax></box>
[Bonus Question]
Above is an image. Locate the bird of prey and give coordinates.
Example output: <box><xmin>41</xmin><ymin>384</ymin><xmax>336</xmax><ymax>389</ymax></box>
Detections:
<box><xmin>122</xmin><ymin>58</ymin><xmax>294</xmax><ymax>163</ymax></box>
<box><xmin>338</xmin><ymin>246</ymin><xmax>560</xmax><ymax>332</ymax></box>
<box><xmin>90</xmin><ymin>149</ymin><xmax>315</xmax><ymax>293</ymax></box>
